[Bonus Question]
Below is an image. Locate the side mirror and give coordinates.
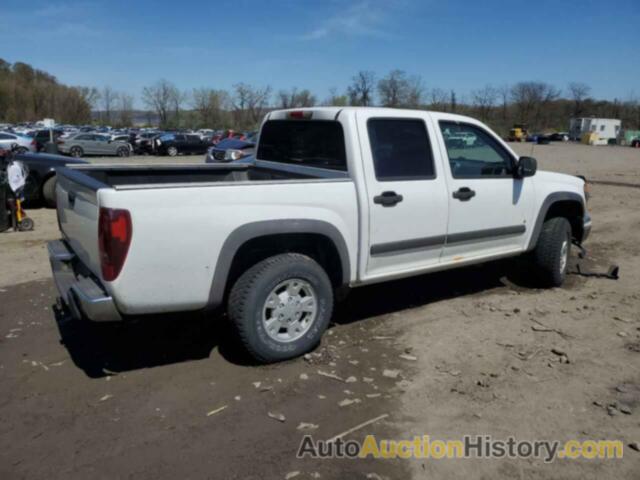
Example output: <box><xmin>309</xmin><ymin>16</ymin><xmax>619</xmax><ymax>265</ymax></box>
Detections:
<box><xmin>516</xmin><ymin>156</ymin><xmax>537</xmax><ymax>178</ymax></box>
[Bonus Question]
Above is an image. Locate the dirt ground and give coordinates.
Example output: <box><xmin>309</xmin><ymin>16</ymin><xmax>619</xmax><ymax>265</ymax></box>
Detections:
<box><xmin>1</xmin><ymin>143</ymin><xmax>639</xmax><ymax>479</ymax></box>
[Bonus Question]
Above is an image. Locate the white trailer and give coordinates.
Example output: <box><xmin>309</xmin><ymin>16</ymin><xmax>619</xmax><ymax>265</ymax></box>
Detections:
<box><xmin>570</xmin><ymin>117</ymin><xmax>621</xmax><ymax>144</ymax></box>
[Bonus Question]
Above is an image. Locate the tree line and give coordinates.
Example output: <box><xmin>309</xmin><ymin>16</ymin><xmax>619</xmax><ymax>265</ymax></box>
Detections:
<box><xmin>2</xmin><ymin>59</ymin><xmax>639</xmax><ymax>135</ymax></box>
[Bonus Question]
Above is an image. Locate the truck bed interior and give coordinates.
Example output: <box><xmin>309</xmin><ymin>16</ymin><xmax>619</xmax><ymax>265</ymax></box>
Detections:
<box><xmin>64</xmin><ymin>161</ymin><xmax>348</xmax><ymax>190</ymax></box>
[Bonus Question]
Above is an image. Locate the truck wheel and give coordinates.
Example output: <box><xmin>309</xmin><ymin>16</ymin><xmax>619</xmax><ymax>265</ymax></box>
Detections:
<box><xmin>228</xmin><ymin>253</ymin><xmax>333</xmax><ymax>363</ymax></box>
<box><xmin>532</xmin><ymin>217</ymin><xmax>571</xmax><ymax>287</ymax></box>
<box><xmin>42</xmin><ymin>176</ymin><xmax>57</xmax><ymax>208</ymax></box>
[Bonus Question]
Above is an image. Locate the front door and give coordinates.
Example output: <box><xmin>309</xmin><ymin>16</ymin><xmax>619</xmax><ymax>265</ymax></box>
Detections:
<box><xmin>437</xmin><ymin>120</ymin><xmax>535</xmax><ymax>262</ymax></box>
<box><xmin>357</xmin><ymin>111</ymin><xmax>450</xmax><ymax>280</ymax></box>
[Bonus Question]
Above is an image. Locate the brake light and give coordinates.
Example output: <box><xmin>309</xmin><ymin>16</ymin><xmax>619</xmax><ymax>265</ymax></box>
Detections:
<box><xmin>98</xmin><ymin>207</ymin><xmax>132</xmax><ymax>281</ymax></box>
<box><xmin>31</xmin><ymin>139</ymin><xmax>37</xmax><ymax>146</ymax></box>
<box><xmin>288</xmin><ymin>110</ymin><xmax>312</xmax><ymax>119</ymax></box>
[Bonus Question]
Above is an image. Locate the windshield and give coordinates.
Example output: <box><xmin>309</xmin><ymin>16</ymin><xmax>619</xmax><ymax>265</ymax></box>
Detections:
<box><xmin>257</xmin><ymin>120</ymin><xmax>346</xmax><ymax>171</ymax></box>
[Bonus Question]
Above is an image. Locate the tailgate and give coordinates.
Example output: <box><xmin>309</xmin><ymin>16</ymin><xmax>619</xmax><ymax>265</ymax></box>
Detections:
<box><xmin>56</xmin><ymin>168</ymin><xmax>105</xmax><ymax>278</ymax></box>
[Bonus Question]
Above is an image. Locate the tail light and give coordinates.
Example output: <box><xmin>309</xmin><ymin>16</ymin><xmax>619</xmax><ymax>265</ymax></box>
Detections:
<box><xmin>57</xmin><ymin>140</ymin><xmax>64</xmax><ymax>145</ymax></box>
<box><xmin>31</xmin><ymin>139</ymin><xmax>37</xmax><ymax>146</ymax></box>
<box><xmin>98</xmin><ymin>207</ymin><xmax>132</xmax><ymax>281</ymax></box>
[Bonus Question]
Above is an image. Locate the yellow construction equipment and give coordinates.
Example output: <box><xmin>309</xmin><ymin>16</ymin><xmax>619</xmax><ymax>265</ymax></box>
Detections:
<box><xmin>508</xmin><ymin>124</ymin><xmax>528</xmax><ymax>142</ymax></box>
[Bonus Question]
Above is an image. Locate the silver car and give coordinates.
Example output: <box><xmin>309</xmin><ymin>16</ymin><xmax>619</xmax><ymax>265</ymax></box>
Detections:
<box><xmin>0</xmin><ymin>131</ymin><xmax>37</xmax><ymax>153</ymax></box>
<box><xmin>58</xmin><ymin>133</ymin><xmax>131</xmax><ymax>158</ymax></box>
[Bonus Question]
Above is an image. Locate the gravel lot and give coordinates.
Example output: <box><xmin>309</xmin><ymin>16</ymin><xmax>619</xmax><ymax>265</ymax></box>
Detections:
<box><xmin>1</xmin><ymin>143</ymin><xmax>639</xmax><ymax>479</ymax></box>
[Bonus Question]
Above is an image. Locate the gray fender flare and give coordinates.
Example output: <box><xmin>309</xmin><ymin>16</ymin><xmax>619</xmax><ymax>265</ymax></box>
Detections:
<box><xmin>207</xmin><ymin>219</ymin><xmax>351</xmax><ymax>309</ymax></box>
<box><xmin>526</xmin><ymin>192</ymin><xmax>585</xmax><ymax>251</ymax></box>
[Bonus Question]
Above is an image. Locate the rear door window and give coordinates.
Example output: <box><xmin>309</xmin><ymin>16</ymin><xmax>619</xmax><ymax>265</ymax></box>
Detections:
<box><xmin>367</xmin><ymin>119</ymin><xmax>435</xmax><ymax>181</ymax></box>
<box><xmin>257</xmin><ymin>120</ymin><xmax>347</xmax><ymax>171</ymax></box>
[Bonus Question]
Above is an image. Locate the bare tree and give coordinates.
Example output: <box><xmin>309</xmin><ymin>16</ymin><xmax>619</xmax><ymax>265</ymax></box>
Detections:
<box><xmin>511</xmin><ymin>81</ymin><xmax>560</xmax><ymax>128</ymax></box>
<box><xmin>568</xmin><ymin>82</ymin><xmax>591</xmax><ymax>117</ymax></box>
<box><xmin>277</xmin><ymin>87</ymin><xmax>316</xmax><ymax>108</ymax></box>
<box><xmin>428</xmin><ymin>88</ymin><xmax>449</xmax><ymax>111</ymax></box>
<box><xmin>76</xmin><ymin>86</ymin><xmax>100</xmax><ymax>111</ymax></box>
<box><xmin>101</xmin><ymin>86</ymin><xmax>118</xmax><ymax>124</ymax></box>
<box><xmin>471</xmin><ymin>85</ymin><xmax>498</xmax><ymax>122</ymax></box>
<box><xmin>324</xmin><ymin>87</ymin><xmax>348</xmax><ymax>106</ymax></box>
<box><xmin>192</xmin><ymin>88</ymin><xmax>228</xmax><ymax>128</ymax></box>
<box><xmin>406</xmin><ymin>76</ymin><xmax>424</xmax><ymax>108</ymax></box>
<box><xmin>231</xmin><ymin>83</ymin><xmax>271</xmax><ymax>129</ymax></box>
<box><xmin>142</xmin><ymin>79</ymin><xmax>179</xmax><ymax>128</ymax></box>
<box><xmin>347</xmin><ymin>71</ymin><xmax>375</xmax><ymax>106</ymax></box>
<box><xmin>378</xmin><ymin>70</ymin><xmax>411</xmax><ymax>107</ymax></box>
<box><xmin>118</xmin><ymin>93</ymin><xmax>134</xmax><ymax>127</ymax></box>
<box><xmin>496</xmin><ymin>84</ymin><xmax>510</xmax><ymax>127</ymax></box>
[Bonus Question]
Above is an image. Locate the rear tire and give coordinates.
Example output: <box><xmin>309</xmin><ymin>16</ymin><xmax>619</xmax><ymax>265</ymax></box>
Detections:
<box><xmin>167</xmin><ymin>146</ymin><xmax>178</xmax><ymax>157</ymax></box>
<box><xmin>42</xmin><ymin>176</ymin><xmax>57</xmax><ymax>208</ymax></box>
<box><xmin>117</xmin><ymin>146</ymin><xmax>130</xmax><ymax>157</ymax></box>
<box><xmin>16</xmin><ymin>147</ymin><xmax>28</xmax><ymax>154</ymax></box>
<box><xmin>70</xmin><ymin>146</ymin><xmax>83</xmax><ymax>158</ymax></box>
<box><xmin>228</xmin><ymin>253</ymin><xmax>333</xmax><ymax>363</ymax></box>
<box><xmin>532</xmin><ymin>217</ymin><xmax>571</xmax><ymax>287</ymax></box>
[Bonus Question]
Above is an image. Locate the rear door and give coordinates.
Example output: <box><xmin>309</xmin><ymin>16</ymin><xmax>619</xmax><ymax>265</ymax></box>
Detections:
<box><xmin>436</xmin><ymin>119</ymin><xmax>535</xmax><ymax>261</ymax></box>
<box><xmin>356</xmin><ymin>111</ymin><xmax>449</xmax><ymax>279</ymax></box>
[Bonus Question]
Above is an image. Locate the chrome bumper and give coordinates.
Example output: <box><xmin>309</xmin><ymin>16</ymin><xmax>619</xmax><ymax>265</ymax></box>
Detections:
<box><xmin>48</xmin><ymin>240</ymin><xmax>122</xmax><ymax>322</ymax></box>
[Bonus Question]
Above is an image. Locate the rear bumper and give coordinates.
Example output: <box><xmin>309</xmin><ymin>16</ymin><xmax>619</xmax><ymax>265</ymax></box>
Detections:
<box><xmin>48</xmin><ymin>240</ymin><xmax>122</xmax><ymax>322</ymax></box>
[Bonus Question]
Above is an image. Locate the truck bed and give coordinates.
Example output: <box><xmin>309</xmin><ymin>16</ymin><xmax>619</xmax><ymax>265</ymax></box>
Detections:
<box><xmin>63</xmin><ymin>161</ymin><xmax>348</xmax><ymax>190</ymax></box>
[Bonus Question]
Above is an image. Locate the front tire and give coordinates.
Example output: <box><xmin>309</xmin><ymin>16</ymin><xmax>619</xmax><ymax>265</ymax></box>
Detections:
<box><xmin>167</xmin><ymin>146</ymin><xmax>178</xmax><ymax>157</ymax></box>
<box><xmin>42</xmin><ymin>176</ymin><xmax>57</xmax><ymax>208</ymax></box>
<box><xmin>532</xmin><ymin>217</ymin><xmax>571</xmax><ymax>287</ymax></box>
<box><xmin>228</xmin><ymin>253</ymin><xmax>333</xmax><ymax>363</ymax></box>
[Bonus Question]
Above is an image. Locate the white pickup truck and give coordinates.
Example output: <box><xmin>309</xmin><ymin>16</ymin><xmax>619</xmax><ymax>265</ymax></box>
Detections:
<box><xmin>49</xmin><ymin>107</ymin><xmax>591</xmax><ymax>362</ymax></box>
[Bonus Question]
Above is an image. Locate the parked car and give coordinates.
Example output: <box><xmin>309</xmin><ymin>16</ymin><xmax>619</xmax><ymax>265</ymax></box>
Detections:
<box><xmin>211</xmin><ymin>129</ymin><xmax>246</xmax><ymax>145</ymax></box>
<box><xmin>0</xmin><ymin>131</ymin><xmax>37</xmax><ymax>153</ymax></box>
<box><xmin>205</xmin><ymin>136</ymin><xmax>256</xmax><ymax>163</ymax></box>
<box><xmin>548</xmin><ymin>132</ymin><xmax>569</xmax><ymax>142</ymax></box>
<box><xmin>153</xmin><ymin>133</ymin><xmax>210</xmax><ymax>156</ymax></box>
<box><xmin>50</xmin><ymin>107</ymin><xmax>591</xmax><ymax>363</ymax></box>
<box><xmin>29</xmin><ymin>129</ymin><xmax>65</xmax><ymax>151</ymax></box>
<box><xmin>13</xmin><ymin>151</ymin><xmax>87</xmax><ymax>207</ymax></box>
<box><xmin>133</xmin><ymin>131</ymin><xmax>161</xmax><ymax>154</ymax></box>
<box><xmin>57</xmin><ymin>133</ymin><xmax>132</xmax><ymax>157</ymax></box>
<box><xmin>527</xmin><ymin>133</ymin><xmax>551</xmax><ymax>144</ymax></box>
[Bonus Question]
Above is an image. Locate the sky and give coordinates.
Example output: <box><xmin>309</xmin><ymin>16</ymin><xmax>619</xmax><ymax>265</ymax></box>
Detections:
<box><xmin>1</xmin><ymin>0</ymin><xmax>639</xmax><ymax>107</ymax></box>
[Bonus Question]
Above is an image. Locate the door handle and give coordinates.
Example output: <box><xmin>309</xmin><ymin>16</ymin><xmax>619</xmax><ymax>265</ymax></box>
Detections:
<box><xmin>373</xmin><ymin>191</ymin><xmax>403</xmax><ymax>207</ymax></box>
<box><xmin>452</xmin><ymin>187</ymin><xmax>476</xmax><ymax>201</ymax></box>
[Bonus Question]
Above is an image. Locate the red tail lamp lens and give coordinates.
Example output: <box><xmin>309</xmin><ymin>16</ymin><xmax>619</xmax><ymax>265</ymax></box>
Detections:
<box><xmin>98</xmin><ymin>207</ymin><xmax>132</xmax><ymax>281</ymax></box>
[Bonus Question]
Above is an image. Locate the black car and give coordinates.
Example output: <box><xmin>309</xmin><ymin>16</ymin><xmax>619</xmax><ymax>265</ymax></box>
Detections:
<box><xmin>134</xmin><ymin>131</ymin><xmax>162</xmax><ymax>155</ymax></box>
<box><xmin>14</xmin><ymin>152</ymin><xmax>87</xmax><ymax>207</ymax></box>
<box><xmin>153</xmin><ymin>133</ymin><xmax>210</xmax><ymax>156</ymax></box>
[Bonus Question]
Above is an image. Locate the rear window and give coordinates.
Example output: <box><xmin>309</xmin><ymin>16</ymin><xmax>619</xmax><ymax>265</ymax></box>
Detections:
<box><xmin>257</xmin><ymin>120</ymin><xmax>347</xmax><ymax>171</ymax></box>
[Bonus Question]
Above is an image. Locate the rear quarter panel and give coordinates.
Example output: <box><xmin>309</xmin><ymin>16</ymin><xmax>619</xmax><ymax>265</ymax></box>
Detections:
<box><xmin>99</xmin><ymin>180</ymin><xmax>358</xmax><ymax>315</ymax></box>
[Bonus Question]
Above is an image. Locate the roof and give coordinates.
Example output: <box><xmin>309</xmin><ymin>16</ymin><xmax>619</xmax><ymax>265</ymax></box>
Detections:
<box><xmin>267</xmin><ymin>106</ymin><xmax>478</xmax><ymax>124</ymax></box>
